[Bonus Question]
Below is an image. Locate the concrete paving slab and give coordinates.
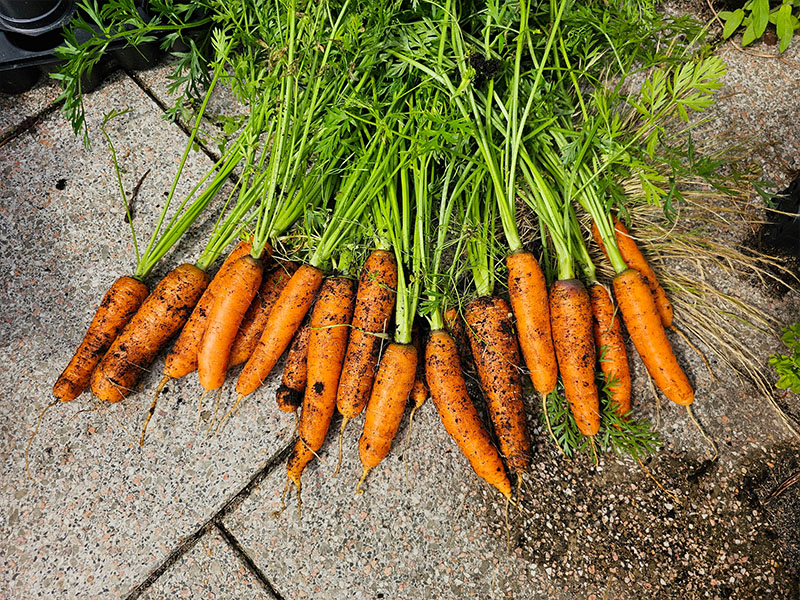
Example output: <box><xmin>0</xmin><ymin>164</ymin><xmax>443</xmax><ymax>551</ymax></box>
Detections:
<box><xmin>0</xmin><ymin>71</ymin><xmax>295</xmax><ymax>598</ymax></box>
<box><xmin>137</xmin><ymin>527</ymin><xmax>272</xmax><ymax>600</ymax></box>
<box><xmin>0</xmin><ymin>78</ymin><xmax>61</xmax><ymax>139</ymax></box>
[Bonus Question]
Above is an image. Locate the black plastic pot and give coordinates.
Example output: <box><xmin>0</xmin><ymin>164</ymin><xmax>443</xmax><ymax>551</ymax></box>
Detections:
<box><xmin>0</xmin><ymin>0</ymin><xmax>75</xmax><ymax>36</ymax></box>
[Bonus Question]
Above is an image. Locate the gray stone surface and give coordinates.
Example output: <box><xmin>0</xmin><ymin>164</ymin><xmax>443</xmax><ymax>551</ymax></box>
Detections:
<box><xmin>138</xmin><ymin>527</ymin><xmax>272</xmax><ymax>600</ymax></box>
<box><xmin>0</xmin><ymin>71</ymin><xmax>294</xmax><ymax>599</ymax></box>
<box><xmin>0</xmin><ymin>78</ymin><xmax>61</xmax><ymax>139</ymax></box>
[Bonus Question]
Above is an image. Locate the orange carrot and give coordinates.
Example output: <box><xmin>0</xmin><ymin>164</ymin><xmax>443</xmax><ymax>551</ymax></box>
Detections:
<box><xmin>549</xmin><ymin>279</ymin><xmax>600</xmax><ymax>437</ymax></box>
<box><xmin>53</xmin><ymin>276</ymin><xmax>149</xmax><ymax>402</ymax></box>
<box><xmin>229</xmin><ymin>261</ymin><xmax>298</xmax><ymax>367</ymax></box>
<box><xmin>612</xmin><ymin>269</ymin><xmax>693</xmax><ymax>405</ymax></box>
<box><xmin>592</xmin><ymin>219</ymin><xmax>673</xmax><ymax>327</ymax></box>
<box><xmin>588</xmin><ymin>283</ymin><xmax>631</xmax><ymax>418</ymax></box>
<box><xmin>286</xmin><ymin>277</ymin><xmax>355</xmax><ymax>494</ymax></box>
<box><xmin>463</xmin><ymin>296</ymin><xmax>531</xmax><ymax>473</ymax></box>
<box><xmin>444</xmin><ymin>307</ymin><xmax>473</xmax><ymax>371</ymax></box>
<box><xmin>91</xmin><ymin>264</ymin><xmax>210</xmax><ymax>402</ymax></box>
<box><xmin>237</xmin><ymin>265</ymin><xmax>324</xmax><ymax>397</ymax></box>
<box><xmin>336</xmin><ymin>249</ymin><xmax>398</xmax><ymax>423</ymax></box>
<box><xmin>197</xmin><ymin>255</ymin><xmax>264</xmax><ymax>391</ymax></box>
<box><xmin>409</xmin><ymin>327</ymin><xmax>429</xmax><ymax>411</ymax></box>
<box><xmin>426</xmin><ymin>330</ymin><xmax>512</xmax><ymax>499</ymax></box>
<box><xmin>506</xmin><ymin>251</ymin><xmax>558</xmax><ymax>395</ymax></box>
<box><xmin>276</xmin><ymin>323</ymin><xmax>311</xmax><ymax>413</ymax></box>
<box><xmin>356</xmin><ymin>342</ymin><xmax>417</xmax><ymax>490</ymax></box>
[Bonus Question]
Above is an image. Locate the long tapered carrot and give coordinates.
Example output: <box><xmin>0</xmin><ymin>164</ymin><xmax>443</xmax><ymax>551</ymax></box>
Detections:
<box><xmin>286</xmin><ymin>277</ymin><xmax>355</xmax><ymax>492</ymax></box>
<box><xmin>237</xmin><ymin>265</ymin><xmax>324</xmax><ymax>397</ymax></box>
<box><xmin>54</xmin><ymin>276</ymin><xmax>149</xmax><ymax>402</ymax></box>
<box><xmin>463</xmin><ymin>296</ymin><xmax>531</xmax><ymax>473</ymax></box>
<box><xmin>229</xmin><ymin>261</ymin><xmax>298</xmax><ymax>367</ymax></box>
<box><xmin>336</xmin><ymin>249</ymin><xmax>398</xmax><ymax>423</ymax></box>
<box><xmin>197</xmin><ymin>255</ymin><xmax>264</xmax><ymax>391</ymax></box>
<box><xmin>550</xmin><ymin>279</ymin><xmax>600</xmax><ymax>437</ymax></box>
<box><xmin>613</xmin><ymin>269</ymin><xmax>693</xmax><ymax>405</ymax></box>
<box><xmin>426</xmin><ymin>330</ymin><xmax>512</xmax><ymax>499</ymax></box>
<box><xmin>276</xmin><ymin>323</ymin><xmax>311</xmax><ymax>413</ymax></box>
<box><xmin>592</xmin><ymin>219</ymin><xmax>673</xmax><ymax>327</ymax></box>
<box><xmin>589</xmin><ymin>283</ymin><xmax>631</xmax><ymax>418</ymax></box>
<box><xmin>506</xmin><ymin>251</ymin><xmax>558</xmax><ymax>396</ymax></box>
<box><xmin>356</xmin><ymin>342</ymin><xmax>417</xmax><ymax>491</ymax></box>
<box><xmin>91</xmin><ymin>264</ymin><xmax>210</xmax><ymax>402</ymax></box>
<box><xmin>163</xmin><ymin>241</ymin><xmax>252</xmax><ymax>381</ymax></box>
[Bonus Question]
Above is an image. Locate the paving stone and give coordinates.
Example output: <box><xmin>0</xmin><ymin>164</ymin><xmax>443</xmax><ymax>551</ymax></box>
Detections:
<box><xmin>0</xmin><ymin>78</ymin><xmax>62</xmax><ymax>139</ymax></box>
<box><xmin>137</xmin><ymin>527</ymin><xmax>272</xmax><ymax>600</ymax></box>
<box><xmin>0</xmin><ymin>71</ymin><xmax>294</xmax><ymax>599</ymax></box>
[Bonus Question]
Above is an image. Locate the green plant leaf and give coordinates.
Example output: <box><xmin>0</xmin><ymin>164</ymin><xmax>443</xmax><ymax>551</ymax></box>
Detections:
<box><xmin>742</xmin><ymin>23</ymin><xmax>758</xmax><ymax>45</ymax></box>
<box><xmin>722</xmin><ymin>9</ymin><xmax>745</xmax><ymax>38</ymax></box>
<box><xmin>776</xmin><ymin>3</ymin><xmax>795</xmax><ymax>51</ymax></box>
<box><xmin>752</xmin><ymin>0</ymin><xmax>770</xmax><ymax>37</ymax></box>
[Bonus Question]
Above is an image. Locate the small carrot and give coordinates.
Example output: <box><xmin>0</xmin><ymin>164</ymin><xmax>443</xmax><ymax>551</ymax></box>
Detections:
<box><xmin>549</xmin><ymin>279</ymin><xmax>600</xmax><ymax>437</ymax></box>
<box><xmin>91</xmin><ymin>263</ymin><xmax>210</xmax><ymax>403</ymax></box>
<box><xmin>464</xmin><ymin>296</ymin><xmax>531</xmax><ymax>473</ymax></box>
<box><xmin>409</xmin><ymin>327</ymin><xmax>429</xmax><ymax>413</ymax></box>
<box><xmin>229</xmin><ymin>261</ymin><xmax>298</xmax><ymax>367</ymax></box>
<box><xmin>237</xmin><ymin>265</ymin><xmax>324</xmax><ymax>398</ymax></box>
<box><xmin>276</xmin><ymin>323</ymin><xmax>311</xmax><ymax>413</ymax></box>
<box><xmin>53</xmin><ymin>276</ymin><xmax>149</xmax><ymax>402</ymax></box>
<box><xmin>506</xmin><ymin>250</ymin><xmax>558</xmax><ymax>396</ymax></box>
<box><xmin>613</xmin><ymin>269</ymin><xmax>693</xmax><ymax>406</ymax></box>
<box><xmin>592</xmin><ymin>218</ymin><xmax>673</xmax><ymax>327</ymax></box>
<box><xmin>357</xmin><ymin>342</ymin><xmax>417</xmax><ymax>491</ymax></box>
<box><xmin>197</xmin><ymin>255</ymin><xmax>264</xmax><ymax>391</ymax></box>
<box><xmin>588</xmin><ymin>283</ymin><xmax>631</xmax><ymax>418</ymax></box>
<box><xmin>286</xmin><ymin>277</ymin><xmax>355</xmax><ymax>496</ymax></box>
<box><xmin>426</xmin><ymin>330</ymin><xmax>512</xmax><ymax>499</ymax></box>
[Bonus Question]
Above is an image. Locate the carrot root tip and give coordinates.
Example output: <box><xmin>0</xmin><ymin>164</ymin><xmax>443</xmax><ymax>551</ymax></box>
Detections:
<box><xmin>333</xmin><ymin>417</ymin><xmax>349</xmax><ymax>478</ymax></box>
<box><xmin>355</xmin><ymin>466</ymin><xmax>371</xmax><ymax>495</ymax></box>
<box><xmin>139</xmin><ymin>375</ymin><xmax>170</xmax><ymax>447</ymax></box>
<box><xmin>216</xmin><ymin>393</ymin><xmax>245</xmax><ymax>435</ymax></box>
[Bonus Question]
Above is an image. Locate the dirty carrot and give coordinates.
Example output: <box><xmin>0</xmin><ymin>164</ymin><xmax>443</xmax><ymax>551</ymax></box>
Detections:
<box><xmin>589</xmin><ymin>283</ymin><xmax>631</xmax><ymax>418</ymax></box>
<box><xmin>91</xmin><ymin>263</ymin><xmax>210</xmax><ymax>403</ymax></box>
<box><xmin>550</xmin><ymin>279</ymin><xmax>600</xmax><ymax>437</ymax></box>
<box><xmin>426</xmin><ymin>330</ymin><xmax>512</xmax><ymax>499</ymax></box>
<box><xmin>276</xmin><ymin>322</ymin><xmax>311</xmax><ymax>413</ymax></box>
<box><xmin>286</xmin><ymin>277</ymin><xmax>355</xmax><ymax>496</ymax></box>
<box><xmin>53</xmin><ymin>276</ymin><xmax>149</xmax><ymax>402</ymax></box>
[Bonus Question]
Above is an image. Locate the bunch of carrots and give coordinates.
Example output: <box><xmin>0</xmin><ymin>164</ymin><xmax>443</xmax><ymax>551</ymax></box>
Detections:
<box><xmin>46</xmin><ymin>0</ymin><xmax>736</xmax><ymax>506</ymax></box>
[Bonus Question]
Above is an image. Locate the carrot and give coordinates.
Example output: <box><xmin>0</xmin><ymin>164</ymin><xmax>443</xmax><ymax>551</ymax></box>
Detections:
<box><xmin>588</xmin><ymin>283</ymin><xmax>631</xmax><ymax>418</ymax></box>
<box><xmin>426</xmin><ymin>330</ymin><xmax>512</xmax><ymax>499</ymax></box>
<box><xmin>197</xmin><ymin>255</ymin><xmax>264</xmax><ymax>391</ymax></box>
<box><xmin>409</xmin><ymin>327</ymin><xmax>429</xmax><ymax>412</ymax></box>
<box><xmin>612</xmin><ymin>269</ymin><xmax>694</xmax><ymax>406</ymax></box>
<box><xmin>286</xmin><ymin>277</ymin><xmax>355</xmax><ymax>495</ymax></box>
<box><xmin>549</xmin><ymin>279</ymin><xmax>600</xmax><ymax>437</ymax></box>
<box><xmin>162</xmin><ymin>241</ymin><xmax>252</xmax><ymax>382</ymax></box>
<box><xmin>592</xmin><ymin>218</ymin><xmax>673</xmax><ymax>328</ymax></box>
<box><xmin>91</xmin><ymin>263</ymin><xmax>210</xmax><ymax>403</ymax></box>
<box><xmin>229</xmin><ymin>261</ymin><xmax>298</xmax><ymax>367</ymax></box>
<box><xmin>335</xmin><ymin>249</ymin><xmax>398</xmax><ymax>424</ymax></box>
<box><xmin>53</xmin><ymin>276</ymin><xmax>149</xmax><ymax>402</ymax></box>
<box><xmin>236</xmin><ymin>265</ymin><xmax>324</xmax><ymax>398</ymax></box>
<box><xmin>463</xmin><ymin>296</ymin><xmax>531</xmax><ymax>473</ymax></box>
<box><xmin>506</xmin><ymin>251</ymin><xmax>558</xmax><ymax>396</ymax></box>
<box><xmin>444</xmin><ymin>307</ymin><xmax>473</xmax><ymax>371</ymax></box>
<box><xmin>276</xmin><ymin>323</ymin><xmax>311</xmax><ymax>413</ymax></box>
<box><xmin>356</xmin><ymin>342</ymin><xmax>417</xmax><ymax>491</ymax></box>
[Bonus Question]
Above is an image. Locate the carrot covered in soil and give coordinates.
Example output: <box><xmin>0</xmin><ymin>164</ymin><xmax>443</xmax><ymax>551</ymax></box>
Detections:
<box><xmin>444</xmin><ymin>307</ymin><xmax>473</xmax><ymax>371</ymax></box>
<box><xmin>91</xmin><ymin>263</ymin><xmax>211</xmax><ymax>403</ymax></box>
<box><xmin>53</xmin><ymin>276</ymin><xmax>149</xmax><ymax>402</ymax></box>
<box><xmin>464</xmin><ymin>296</ymin><xmax>531</xmax><ymax>472</ymax></box>
<box><xmin>506</xmin><ymin>250</ymin><xmax>558</xmax><ymax>396</ymax></box>
<box><xmin>276</xmin><ymin>322</ymin><xmax>311</xmax><ymax>413</ymax></box>
<box><xmin>592</xmin><ymin>218</ymin><xmax>673</xmax><ymax>328</ymax></box>
<box><xmin>229</xmin><ymin>261</ymin><xmax>298</xmax><ymax>367</ymax></box>
<box><xmin>549</xmin><ymin>279</ymin><xmax>600</xmax><ymax>437</ymax></box>
<box><xmin>286</xmin><ymin>277</ymin><xmax>355</xmax><ymax>496</ymax></box>
<box><xmin>588</xmin><ymin>283</ymin><xmax>631</xmax><ymax>418</ymax></box>
<box><xmin>426</xmin><ymin>330</ymin><xmax>512</xmax><ymax>499</ymax></box>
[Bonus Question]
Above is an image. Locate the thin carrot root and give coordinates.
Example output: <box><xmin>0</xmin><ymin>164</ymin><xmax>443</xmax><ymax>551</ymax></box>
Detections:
<box><xmin>197</xmin><ymin>389</ymin><xmax>209</xmax><ymax>428</ymax></box>
<box><xmin>139</xmin><ymin>375</ymin><xmax>170</xmax><ymax>446</ymax></box>
<box><xmin>272</xmin><ymin>478</ymin><xmax>291</xmax><ymax>519</ymax></box>
<box><xmin>646</xmin><ymin>370</ymin><xmax>661</xmax><ymax>428</ymax></box>
<box><xmin>402</xmin><ymin>407</ymin><xmax>418</xmax><ymax>490</ymax></box>
<box><xmin>25</xmin><ymin>400</ymin><xmax>59</xmax><ymax>482</ymax></box>
<box><xmin>356</xmin><ymin>466</ymin><xmax>371</xmax><ymax>495</ymax></box>
<box><xmin>686</xmin><ymin>404</ymin><xmax>718</xmax><ymax>461</ymax></box>
<box><xmin>541</xmin><ymin>393</ymin><xmax>565</xmax><ymax>458</ymax></box>
<box><xmin>205</xmin><ymin>388</ymin><xmax>223</xmax><ymax>436</ymax></box>
<box><xmin>216</xmin><ymin>393</ymin><xmax>245</xmax><ymax>435</ymax></box>
<box><xmin>635</xmin><ymin>455</ymin><xmax>682</xmax><ymax>505</ymax></box>
<box><xmin>504</xmin><ymin>495</ymin><xmax>511</xmax><ymax>553</ymax></box>
<box><xmin>589</xmin><ymin>436</ymin><xmax>599</xmax><ymax>467</ymax></box>
<box><xmin>670</xmin><ymin>325</ymin><xmax>717</xmax><ymax>382</ymax></box>
<box><xmin>333</xmin><ymin>417</ymin><xmax>349</xmax><ymax>477</ymax></box>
